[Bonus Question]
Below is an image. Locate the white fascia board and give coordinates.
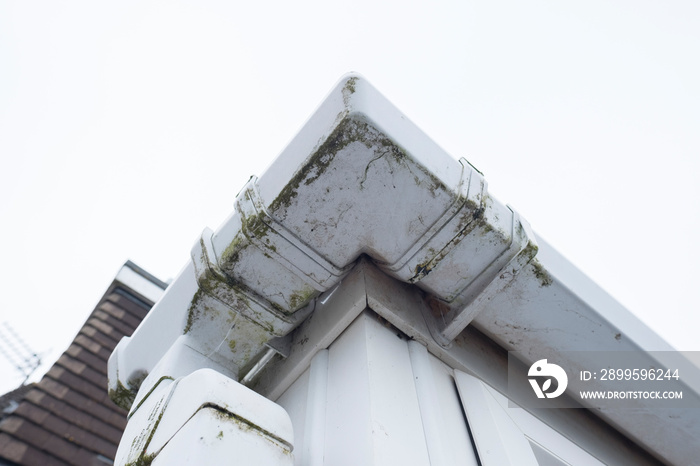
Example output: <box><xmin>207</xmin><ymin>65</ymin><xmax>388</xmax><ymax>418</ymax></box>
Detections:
<box><xmin>115</xmin><ymin>262</ymin><xmax>167</xmax><ymax>304</ymax></box>
<box><xmin>110</xmin><ymin>74</ymin><xmax>697</xmax><ymax>465</ymax></box>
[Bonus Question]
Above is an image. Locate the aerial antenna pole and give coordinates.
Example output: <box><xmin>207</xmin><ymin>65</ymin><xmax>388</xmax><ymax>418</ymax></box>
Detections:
<box><xmin>0</xmin><ymin>322</ymin><xmax>42</xmax><ymax>387</ymax></box>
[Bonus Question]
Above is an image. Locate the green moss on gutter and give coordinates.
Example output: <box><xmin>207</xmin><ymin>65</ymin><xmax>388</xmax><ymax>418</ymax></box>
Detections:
<box><xmin>269</xmin><ymin>116</ymin><xmax>449</xmax><ymax>217</ymax></box>
<box><xmin>288</xmin><ymin>287</ymin><xmax>316</xmax><ymax>311</ymax></box>
<box><xmin>209</xmin><ymin>406</ymin><xmax>291</xmax><ymax>451</ymax></box>
<box><xmin>269</xmin><ymin>118</ymin><xmax>355</xmax><ymax>214</ymax></box>
<box><xmin>344</xmin><ymin>76</ymin><xmax>357</xmax><ymax>94</ymax></box>
<box><xmin>530</xmin><ymin>259</ymin><xmax>553</xmax><ymax>287</ymax></box>
<box><xmin>341</xmin><ymin>77</ymin><xmax>358</xmax><ymax>106</ymax></box>
<box><xmin>244</xmin><ymin>212</ymin><xmax>273</xmax><ymax>241</ymax></box>
<box><xmin>127</xmin><ymin>376</ymin><xmax>175</xmax><ymax>420</ymax></box>
<box><xmin>522</xmin><ymin>241</ymin><xmax>539</xmax><ymax>260</ymax></box>
<box><xmin>109</xmin><ymin>380</ymin><xmax>136</xmax><ymax>411</ymax></box>
<box><xmin>111</xmin><ymin>371</ymin><xmax>148</xmax><ymax>411</ymax></box>
<box><xmin>183</xmin><ymin>288</ymin><xmax>202</xmax><ymax>334</ymax></box>
<box><xmin>409</xmin><ymin>200</ymin><xmax>487</xmax><ymax>283</ymax></box>
<box><xmin>221</xmin><ymin>233</ymin><xmax>245</xmax><ymax>265</ymax></box>
<box><xmin>125</xmin><ymin>401</ymin><xmax>166</xmax><ymax>466</ymax></box>
<box><xmin>184</xmin><ymin>287</ymin><xmax>222</xmax><ymax>334</ymax></box>
<box><xmin>125</xmin><ymin>453</ymin><xmax>156</xmax><ymax>466</ymax></box>
<box><xmin>452</xmin><ymin>197</ymin><xmax>484</xmax><ymax>236</ymax></box>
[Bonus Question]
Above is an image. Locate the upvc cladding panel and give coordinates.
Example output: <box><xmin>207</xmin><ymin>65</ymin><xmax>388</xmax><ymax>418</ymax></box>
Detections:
<box><xmin>276</xmin><ymin>368</ymin><xmax>310</xmax><ymax>462</ymax></box>
<box><xmin>276</xmin><ymin>310</ymin><xmax>607</xmax><ymax>466</ymax></box>
<box><xmin>422</xmin><ymin>346</ymin><xmax>481</xmax><ymax>465</ymax></box>
<box><xmin>325</xmin><ymin>312</ymin><xmax>429</xmax><ymax>465</ymax></box>
<box><xmin>277</xmin><ymin>312</ymin><xmax>477</xmax><ymax>465</ymax></box>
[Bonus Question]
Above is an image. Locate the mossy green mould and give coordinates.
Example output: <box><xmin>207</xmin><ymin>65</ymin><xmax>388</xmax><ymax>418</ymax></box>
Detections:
<box><xmin>125</xmin><ymin>453</ymin><xmax>156</xmax><ymax>466</ymax></box>
<box><xmin>194</xmin><ymin>243</ymin><xmax>285</xmax><ymax>319</ymax></box>
<box><xmin>186</xmin><ymin>260</ymin><xmax>251</xmax><ymax>335</ymax></box>
<box><xmin>109</xmin><ymin>380</ymin><xmax>136</xmax><ymax>411</ymax></box>
<box><xmin>269</xmin><ymin>115</ymin><xmax>444</xmax><ymax>216</ymax></box>
<box><xmin>344</xmin><ymin>76</ymin><xmax>357</xmax><ymax>94</ymax></box>
<box><xmin>125</xmin><ymin>403</ymin><xmax>166</xmax><ymax>466</ymax></box>
<box><xmin>409</xmin><ymin>203</ymin><xmax>487</xmax><ymax>283</ymax></box>
<box><xmin>220</xmin><ymin>233</ymin><xmax>245</xmax><ymax>265</ymax></box>
<box><xmin>522</xmin><ymin>240</ymin><xmax>539</xmax><ymax>261</ymax></box>
<box><xmin>127</xmin><ymin>376</ymin><xmax>174</xmax><ymax>420</ymax></box>
<box><xmin>530</xmin><ymin>260</ymin><xmax>553</xmax><ymax>287</ymax></box>
<box><xmin>183</xmin><ymin>288</ymin><xmax>203</xmax><ymax>334</ymax></box>
<box><xmin>111</xmin><ymin>371</ymin><xmax>148</xmax><ymax>411</ymax></box>
<box><xmin>269</xmin><ymin>118</ymin><xmax>355</xmax><ymax>214</ymax></box>
<box><xmin>341</xmin><ymin>77</ymin><xmax>358</xmax><ymax>106</ymax></box>
<box><xmin>243</xmin><ymin>211</ymin><xmax>273</xmax><ymax>242</ymax></box>
<box><xmin>184</xmin><ymin>286</ymin><xmax>229</xmax><ymax>334</ymax></box>
<box><xmin>210</xmin><ymin>406</ymin><xmax>292</xmax><ymax>451</ymax></box>
<box><xmin>288</xmin><ymin>287</ymin><xmax>316</xmax><ymax>311</ymax></box>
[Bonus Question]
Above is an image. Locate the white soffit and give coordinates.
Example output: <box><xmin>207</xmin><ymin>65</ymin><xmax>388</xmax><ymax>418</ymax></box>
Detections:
<box><xmin>111</xmin><ymin>74</ymin><xmax>699</xmax><ymax>465</ymax></box>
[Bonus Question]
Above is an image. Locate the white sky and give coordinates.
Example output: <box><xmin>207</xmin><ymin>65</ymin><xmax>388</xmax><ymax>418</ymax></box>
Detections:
<box><xmin>1</xmin><ymin>1</ymin><xmax>698</xmax><ymax>395</ymax></box>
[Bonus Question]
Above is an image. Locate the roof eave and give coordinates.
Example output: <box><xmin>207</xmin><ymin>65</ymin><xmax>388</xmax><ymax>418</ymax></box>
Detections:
<box><xmin>109</xmin><ymin>74</ymin><xmax>699</xmax><ymax>465</ymax></box>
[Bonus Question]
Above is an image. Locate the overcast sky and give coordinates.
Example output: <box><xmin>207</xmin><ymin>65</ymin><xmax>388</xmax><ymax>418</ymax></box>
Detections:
<box><xmin>1</xmin><ymin>1</ymin><xmax>698</xmax><ymax>395</ymax></box>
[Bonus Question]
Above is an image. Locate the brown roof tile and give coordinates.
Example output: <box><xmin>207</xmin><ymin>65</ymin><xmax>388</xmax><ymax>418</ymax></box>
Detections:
<box><xmin>0</xmin><ymin>434</ymin><xmax>67</xmax><ymax>466</ymax></box>
<box><xmin>45</xmin><ymin>388</ymin><xmax>126</xmax><ymax>430</ymax></box>
<box><xmin>55</xmin><ymin>355</ymin><xmax>106</xmax><ymax>388</ymax></box>
<box><xmin>23</xmin><ymin>392</ymin><xmax>123</xmax><ymax>444</ymax></box>
<box><xmin>0</xmin><ymin>433</ymin><xmax>28</xmax><ymax>462</ymax></box>
<box><xmin>46</xmin><ymin>366</ymin><xmax>109</xmax><ymax>404</ymax></box>
<box><xmin>92</xmin><ymin>311</ymin><xmax>135</xmax><ymax>341</ymax></box>
<box><xmin>17</xmin><ymin>444</ymin><xmax>70</xmax><ymax>466</ymax></box>
<box><xmin>80</xmin><ymin>325</ymin><xmax>120</xmax><ymax>352</ymax></box>
<box><xmin>36</xmin><ymin>377</ymin><xmax>70</xmax><ymax>401</ymax></box>
<box><xmin>0</xmin><ymin>383</ymin><xmax>35</xmax><ymax>416</ymax></box>
<box><xmin>0</xmin><ymin>264</ymin><xmax>162</xmax><ymax>465</ymax></box>
<box><xmin>55</xmin><ymin>355</ymin><xmax>88</xmax><ymax>376</ymax></box>
<box><xmin>66</xmin><ymin>345</ymin><xmax>109</xmax><ymax>375</ymax></box>
<box><xmin>41</xmin><ymin>414</ymin><xmax>117</xmax><ymax>458</ymax></box>
<box><xmin>40</xmin><ymin>433</ymin><xmax>88</xmax><ymax>464</ymax></box>
<box><xmin>106</xmin><ymin>291</ymin><xmax>151</xmax><ymax>320</ymax></box>
<box><xmin>98</xmin><ymin>300</ymin><xmax>125</xmax><ymax>320</ymax></box>
<box><xmin>99</xmin><ymin>301</ymin><xmax>142</xmax><ymax>330</ymax></box>
<box><xmin>0</xmin><ymin>416</ymin><xmax>24</xmax><ymax>434</ymax></box>
<box><xmin>0</xmin><ymin>417</ymin><xmax>52</xmax><ymax>447</ymax></box>
<box><xmin>72</xmin><ymin>334</ymin><xmax>103</xmax><ymax>355</ymax></box>
<box><xmin>84</xmin><ymin>319</ymin><xmax>116</xmax><ymax>342</ymax></box>
<box><xmin>13</xmin><ymin>402</ymin><xmax>50</xmax><ymax>425</ymax></box>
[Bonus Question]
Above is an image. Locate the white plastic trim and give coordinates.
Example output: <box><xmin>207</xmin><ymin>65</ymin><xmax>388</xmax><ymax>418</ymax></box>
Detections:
<box><xmin>454</xmin><ymin>370</ymin><xmax>539</xmax><ymax>466</ymax></box>
<box><xmin>302</xmin><ymin>350</ymin><xmax>328</xmax><ymax>466</ymax></box>
<box><xmin>407</xmin><ymin>341</ymin><xmax>451</xmax><ymax>466</ymax></box>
